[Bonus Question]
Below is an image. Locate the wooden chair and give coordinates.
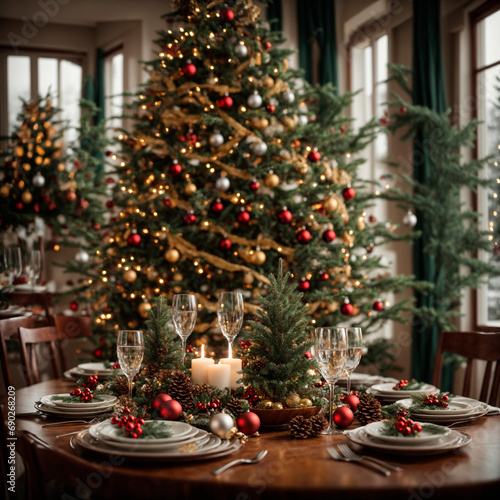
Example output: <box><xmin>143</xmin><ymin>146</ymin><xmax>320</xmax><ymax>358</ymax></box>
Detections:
<box><xmin>0</xmin><ymin>315</ymin><xmax>48</xmax><ymax>392</ymax></box>
<box><xmin>6</xmin><ymin>291</ymin><xmax>53</xmax><ymax>317</ymax></box>
<box><xmin>18</xmin><ymin>326</ymin><xmax>62</xmax><ymax>386</ymax></box>
<box><xmin>432</xmin><ymin>330</ymin><xmax>500</xmax><ymax>405</ymax></box>
<box><xmin>52</xmin><ymin>315</ymin><xmax>93</xmax><ymax>372</ymax></box>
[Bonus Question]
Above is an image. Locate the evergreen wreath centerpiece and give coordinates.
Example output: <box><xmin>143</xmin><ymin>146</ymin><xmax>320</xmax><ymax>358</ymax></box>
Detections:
<box><xmin>241</xmin><ymin>260</ymin><xmax>326</xmax><ymax>425</ymax></box>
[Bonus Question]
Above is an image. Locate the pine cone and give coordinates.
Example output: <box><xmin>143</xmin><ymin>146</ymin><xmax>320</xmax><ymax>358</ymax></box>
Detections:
<box><xmin>143</xmin><ymin>361</ymin><xmax>161</xmax><ymax>379</ymax></box>
<box><xmin>192</xmin><ymin>383</ymin><xmax>212</xmax><ymax>399</ymax></box>
<box><xmin>356</xmin><ymin>394</ymin><xmax>383</xmax><ymax>425</ymax></box>
<box><xmin>290</xmin><ymin>416</ymin><xmax>312</xmax><ymax>439</ymax></box>
<box><xmin>113</xmin><ymin>376</ymin><xmax>130</xmax><ymax>395</ymax></box>
<box><xmin>308</xmin><ymin>415</ymin><xmax>328</xmax><ymax>437</ymax></box>
<box><xmin>250</xmin><ymin>357</ymin><xmax>266</xmax><ymax>372</ymax></box>
<box><xmin>168</xmin><ymin>370</ymin><xmax>194</xmax><ymax>413</ymax></box>
<box><xmin>226</xmin><ymin>397</ymin><xmax>245</xmax><ymax>418</ymax></box>
<box><xmin>141</xmin><ymin>380</ymin><xmax>154</xmax><ymax>400</ymax></box>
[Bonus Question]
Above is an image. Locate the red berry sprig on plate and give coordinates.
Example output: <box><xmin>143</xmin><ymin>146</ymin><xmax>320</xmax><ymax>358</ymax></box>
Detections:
<box><xmin>82</xmin><ymin>375</ymin><xmax>98</xmax><ymax>391</ymax></box>
<box><xmin>424</xmin><ymin>393</ymin><xmax>449</xmax><ymax>408</ymax></box>
<box><xmin>70</xmin><ymin>387</ymin><xmax>94</xmax><ymax>402</ymax></box>
<box><xmin>111</xmin><ymin>408</ymin><xmax>146</xmax><ymax>439</ymax></box>
<box><xmin>393</xmin><ymin>379</ymin><xmax>409</xmax><ymax>390</ymax></box>
<box><xmin>393</xmin><ymin>416</ymin><xmax>422</xmax><ymax>436</ymax></box>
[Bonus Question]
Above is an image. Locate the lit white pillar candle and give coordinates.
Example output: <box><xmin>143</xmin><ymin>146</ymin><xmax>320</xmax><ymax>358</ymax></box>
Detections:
<box><xmin>207</xmin><ymin>362</ymin><xmax>231</xmax><ymax>391</ymax></box>
<box><xmin>191</xmin><ymin>345</ymin><xmax>214</xmax><ymax>385</ymax></box>
<box><xmin>220</xmin><ymin>346</ymin><xmax>242</xmax><ymax>389</ymax></box>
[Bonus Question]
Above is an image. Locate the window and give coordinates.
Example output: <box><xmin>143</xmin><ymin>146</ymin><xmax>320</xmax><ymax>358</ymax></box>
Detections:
<box><xmin>1</xmin><ymin>50</ymin><xmax>83</xmax><ymax>146</ymax></box>
<box><xmin>104</xmin><ymin>49</ymin><xmax>124</xmax><ymax>132</ymax></box>
<box><xmin>472</xmin><ymin>3</ymin><xmax>500</xmax><ymax>328</ymax></box>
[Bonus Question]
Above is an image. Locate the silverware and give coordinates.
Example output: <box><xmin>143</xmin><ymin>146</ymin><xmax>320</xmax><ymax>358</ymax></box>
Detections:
<box><xmin>211</xmin><ymin>450</ymin><xmax>268</xmax><ymax>475</ymax></box>
<box><xmin>43</xmin><ymin>420</ymin><xmax>94</xmax><ymax>427</ymax></box>
<box><xmin>56</xmin><ymin>430</ymin><xmax>84</xmax><ymax>438</ymax></box>
<box><xmin>337</xmin><ymin>444</ymin><xmax>402</xmax><ymax>472</ymax></box>
<box><xmin>326</xmin><ymin>446</ymin><xmax>390</xmax><ymax>476</ymax></box>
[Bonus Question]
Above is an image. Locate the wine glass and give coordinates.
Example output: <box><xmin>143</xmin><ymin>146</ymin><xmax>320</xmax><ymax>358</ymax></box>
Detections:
<box><xmin>25</xmin><ymin>250</ymin><xmax>41</xmax><ymax>290</ymax></box>
<box><xmin>315</xmin><ymin>327</ymin><xmax>347</xmax><ymax>435</ymax></box>
<box><xmin>217</xmin><ymin>291</ymin><xmax>244</xmax><ymax>357</ymax></box>
<box><xmin>116</xmin><ymin>330</ymin><xmax>144</xmax><ymax>400</ymax></box>
<box><xmin>345</xmin><ymin>327</ymin><xmax>363</xmax><ymax>395</ymax></box>
<box><xmin>172</xmin><ymin>294</ymin><xmax>197</xmax><ymax>365</ymax></box>
<box><xmin>3</xmin><ymin>247</ymin><xmax>22</xmax><ymax>285</ymax></box>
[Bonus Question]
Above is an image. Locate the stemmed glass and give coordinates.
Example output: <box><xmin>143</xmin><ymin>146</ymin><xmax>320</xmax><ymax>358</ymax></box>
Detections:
<box><xmin>217</xmin><ymin>292</ymin><xmax>244</xmax><ymax>357</ymax></box>
<box><xmin>116</xmin><ymin>330</ymin><xmax>144</xmax><ymax>400</ymax></box>
<box><xmin>172</xmin><ymin>294</ymin><xmax>197</xmax><ymax>365</ymax></box>
<box><xmin>314</xmin><ymin>327</ymin><xmax>347</xmax><ymax>435</ymax></box>
<box><xmin>25</xmin><ymin>250</ymin><xmax>41</xmax><ymax>290</ymax></box>
<box><xmin>3</xmin><ymin>247</ymin><xmax>22</xmax><ymax>285</ymax></box>
<box><xmin>345</xmin><ymin>327</ymin><xmax>363</xmax><ymax>395</ymax></box>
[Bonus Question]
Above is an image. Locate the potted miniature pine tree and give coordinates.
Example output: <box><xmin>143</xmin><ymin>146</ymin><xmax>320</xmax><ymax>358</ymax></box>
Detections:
<box><xmin>241</xmin><ymin>259</ymin><xmax>325</xmax><ymax>425</ymax></box>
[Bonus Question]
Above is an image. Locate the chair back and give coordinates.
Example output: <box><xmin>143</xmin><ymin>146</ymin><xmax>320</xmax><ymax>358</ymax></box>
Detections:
<box><xmin>0</xmin><ymin>315</ymin><xmax>48</xmax><ymax>392</ymax></box>
<box><xmin>52</xmin><ymin>315</ymin><xmax>93</xmax><ymax>371</ymax></box>
<box><xmin>18</xmin><ymin>326</ymin><xmax>61</xmax><ymax>386</ymax></box>
<box><xmin>432</xmin><ymin>330</ymin><xmax>500</xmax><ymax>405</ymax></box>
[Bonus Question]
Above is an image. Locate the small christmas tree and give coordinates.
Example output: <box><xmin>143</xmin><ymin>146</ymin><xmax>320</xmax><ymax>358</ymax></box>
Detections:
<box><xmin>242</xmin><ymin>259</ymin><xmax>318</xmax><ymax>405</ymax></box>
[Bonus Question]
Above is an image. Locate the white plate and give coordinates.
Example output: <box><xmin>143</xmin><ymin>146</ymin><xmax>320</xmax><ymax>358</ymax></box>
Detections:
<box><xmin>39</xmin><ymin>397</ymin><xmax>115</xmax><ymax>413</ymax></box>
<box><xmin>14</xmin><ymin>284</ymin><xmax>47</xmax><ymax>292</ymax></box>
<box><xmin>371</xmin><ymin>382</ymin><xmax>437</xmax><ymax>395</ymax></box>
<box><xmin>364</xmin><ymin>420</ymin><xmax>451</xmax><ymax>445</ymax></box>
<box><xmin>345</xmin><ymin>427</ymin><xmax>471</xmax><ymax>456</ymax></box>
<box><xmin>95</xmin><ymin>420</ymin><xmax>193</xmax><ymax>444</ymax></box>
<box><xmin>67</xmin><ymin>368</ymin><xmax>114</xmax><ymax>380</ymax></box>
<box><xmin>34</xmin><ymin>402</ymin><xmax>113</xmax><ymax>418</ymax></box>
<box><xmin>396</xmin><ymin>398</ymin><xmax>475</xmax><ymax>416</ymax></box>
<box><xmin>45</xmin><ymin>393</ymin><xmax>117</xmax><ymax>408</ymax></box>
<box><xmin>78</xmin><ymin>362</ymin><xmax>115</xmax><ymax>374</ymax></box>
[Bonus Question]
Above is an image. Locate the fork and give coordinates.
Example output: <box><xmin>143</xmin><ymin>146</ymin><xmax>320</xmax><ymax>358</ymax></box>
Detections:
<box><xmin>42</xmin><ymin>419</ymin><xmax>95</xmax><ymax>427</ymax></box>
<box><xmin>327</xmin><ymin>447</ymin><xmax>390</xmax><ymax>476</ymax></box>
<box><xmin>337</xmin><ymin>444</ymin><xmax>402</xmax><ymax>472</ymax></box>
<box><xmin>211</xmin><ymin>450</ymin><xmax>268</xmax><ymax>475</ymax></box>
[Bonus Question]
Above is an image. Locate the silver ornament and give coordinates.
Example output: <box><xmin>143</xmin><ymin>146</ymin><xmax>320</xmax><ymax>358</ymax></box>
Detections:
<box><xmin>188</xmin><ymin>158</ymin><xmax>200</xmax><ymax>166</ymax></box>
<box><xmin>282</xmin><ymin>90</ymin><xmax>295</xmax><ymax>104</ymax></box>
<box><xmin>298</xmin><ymin>115</ymin><xmax>308</xmax><ymax>125</ymax></box>
<box><xmin>57</xmin><ymin>214</ymin><xmax>66</xmax><ymax>224</ymax></box>
<box><xmin>209</xmin><ymin>132</ymin><xmax>224</xmax><ymax>147</ymax></box>
<box><xmin>280</xmin><ymin>149</ymin><xmax>291</xmax><ymax>160</ymax></box>
<box><xmin>247</xmin><ymin>91</ymin><xmax>262</xmax><ymax>109</ymax></box>
<box><xmin>403</xmin><ymin>210</ymin><xmax>417</xmax><ymax>227</ymax></box>
<box><xmin>252</xmin><ymin>141</ymin><xmax>268</xmax><ymax>156</ymax></box>
<box><xmin>210</xmin><ymin>413</ymin><xmax>236</xmax><ymax>439</ymax></box>
<box><xmin>215</xmin><ymin>177</ymin><xmax>230</xmax><ymax>191</ymax></box>
<box><xmin>75</xmin><ymin>249</ymin><xmax>90</xmax><ymax>264</ymax></box>
<box><xmin>234</xmin><ymin>43</ymin><xmax>248</xmax><ymax>58</ymax></box>
<box><xmin>33</xmin><ymin>172</ymin><xmax>46</xmax><ymax>187</ymax></box>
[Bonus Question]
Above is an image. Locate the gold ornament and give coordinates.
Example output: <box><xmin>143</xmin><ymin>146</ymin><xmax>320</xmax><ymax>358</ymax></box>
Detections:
<box><xmin>138</xmin><ymin>301</ymin><xmax>152</xmax><ymax>318</ymax></box>
<box><xmin>184</xmin><ymin>182</ymin><xmax>197</xmax><ymax>195</ymax></box>
<box><xmin>327</xmin><ymin>301</ymin><xmax>339</xmax><ymax>312</ymax></box>
<box><xmin>0</xmin><ymin>185</ymin><xmax>10</xmax><ymax>198</ymax></box>
<box><xmin>173</xmin><ymin>272</ymin><xmax>184</xmax><ymax>281</ymax></box>
<box><xmin>57</xmin><ymin>162</ymin><xmax>65</xmax><ymax>172</ymax></box>
<box><xmin>21</xmin><ymin>191</ymin><xmax>32</xmax><ymax>204</ymax></box>
<box><xmin>123</xmin><ymin>269</ymin><xmax>137</xmax><ymax>283</ymax></box>
<box><xmin>251</xmin><ymin>117</ymin><xmax>269</xmax><ymax>130</ymax></box>
<box><xmin>14</xmin><ymin>145</ymin><xmax>24</xmax><ymax>157</ymax></box>
<box><xmin>243</xmin><ymin>271</ymin><xmax>254</xmax><ymax>284</ymax></box>
<box><xmin>324</xmin><ymin>197</ymin><xmax>339</xmax><ymax>212</ymax></box>
<box><xmin>264</xmin><ymin>173</ymin><xmax>280</xmax><ymax>188</ymax></box>
<box><xmin>271</xmin><ymin>402</ymin><xmax>284</xmax><ymax>410</ymax></box>
<box><xmin>164</xmin><ymin>248</ymin><xmax>180</xmax><ymax>263</ymax></box>
<box><xmin>260</xmin><ymin>400</ymin><xmax>273</xmax><ymax>409</ymax></box>
<box><xmin>299</xmin><ymin>398</ymin><xmax>313</xmax><ymax>408</ymax></box>
<box><xmin>281</xmin><ymin>116</ymin><xmax>295</xmax><ymax>130</ymax></box>
<box><xmin>128</xmin><ymin>319</ymin><xmax>139</xmax><ymax>329</ymax></box>
<box><xmin>285</xmin><ymin>394</ymin><xmax>301</xmax><ymax>408</ymax></box>
<box><xmin>262</xmin><ymin>76</ymin><xmax>274</xmax><ymax>88</ymax></box>
<box><xmin>358</xmin><ymin>218</ymin><xmax>366</xmax><ymax>231</ymax></box>
<box><xmin>173</xmin><ymin>286</ymin><xmax>182</xmax><ymax>293</ymax></box>
<box><xmin>251</xmin><ymin>250</ymin><xmax>266</xmax><ymax>265</ymax></box>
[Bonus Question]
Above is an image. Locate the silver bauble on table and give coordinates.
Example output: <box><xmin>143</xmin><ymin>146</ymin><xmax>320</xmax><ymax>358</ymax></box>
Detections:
<box><xmin>210</xmin><ymin>413</ymin><xmax>236</xmax><ymax>439</ymax></box>
<box><xmin>282</xmin><ymin>90</ymin><xmax>295</xmax><ymax>104</ymax></box>
<box><xmin>33</xmin><ymin>172</ymin><xmax>46</xmax><ymax>187</ymax></box>
<box><xmin>215</xmin><ymin>176</ymin><xmax>230</xmax><ymax>191</ymax></box>
<box><xmin>247</xmin><ymin>91</ymin><xmax>263</xmax><ymax>109</ymax></box>
<box><xmin>209</xmin><ymin>132</ymin><xmax>224</xmax><ymax>147</ymax></box>
<box><xmin>252</xmin><ymin>141</ymin><xmax>268</xmax><ymax>156</ymax></box>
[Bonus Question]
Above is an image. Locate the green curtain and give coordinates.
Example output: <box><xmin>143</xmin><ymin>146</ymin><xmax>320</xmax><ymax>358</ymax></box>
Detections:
<box><xmin>297</xmin><ymin>0</ymin><xmax>338</xmax><ymax>89</ymax></box>
<box><xmin>411</xmin><ymin>0</ymin><xmax>450</xmax><ymax>388</ymax></box>
<box><xmin>267</xmin><ymin>0</ymin><xmax>282</xmax><ymax>32</ymax></box>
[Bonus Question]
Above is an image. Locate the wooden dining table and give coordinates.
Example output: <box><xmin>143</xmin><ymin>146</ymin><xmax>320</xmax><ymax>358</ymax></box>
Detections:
<box><xmin>2</xmin><ymin>379</ymin><xmax>499</xmax><ymax>500</ymax></box>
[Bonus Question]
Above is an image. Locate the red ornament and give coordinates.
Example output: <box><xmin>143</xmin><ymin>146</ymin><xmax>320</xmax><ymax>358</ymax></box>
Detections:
<box><xmin>298</xmin><ymin>279</ymin><xmax>310</xmax><ymax>292</ymax></box>
<box><xmin>221</xmin><ymin>7</ymin><xmax>234</xmax><ymax>21</ymax></box>
<box><xmin>92</xmin><ymin>222</ymin><xmax>101</xmax><ymax>231</ymax></box>
<box><xmin>236</xmin><ymin>412</ymin><xmax>261</xmax><ymax>435</ymax></box>
<box><xmin>366</xmin><ymin>242</ymin><xmax>375</xmax><ymax>254</ymax></box>
<box><xmin>263</xmin><ymin>41</ymin><xmax>272</xmax><ymax>50</ymax></box>
<box><xmin>368</xmin><ymin>215</ymin><xmax>377</xmax><ymax>223</ymax></box>
<box><xmin>159</xmin><ymin>400</ymin><xmax>183</xmax><ymax>420</ymax></box>
<box><xmin>93</xmin><ymin>348</ymin><xmax>103</xmax><ymax>359</ymax></box>
<box><xmin>379</xmin><ymin>116</ymin><xmax>389</xmax><ymax>127</ymax></box>
<box><xmin>373</xmin><ymin>300</ymin><xmax>384</xmax><ymax>312</ymax></box>
<box><xmin>79</xmin><ymin>199</ymin><xmax>89</xmax><ymax>209</ymax></box>
<box><xmin>170</xmin><ymin>161</ymin><xmax>182</xmax><ymax>176</ymax></box>
<box><xmin>304</xmin><ymin>351</ymin><xmax>312</xmax><ymax>359</ymax></box>
<box><xmin>69</xmin><ymin>301</ymin><xmax>78</xmax><ymax>312</ymax></box>
<box><xmin>333</xmin><ymin>406</ymin><xmax>354</xmax><ymax>428</ymax></box>
<box><xmin>320</xmin><ymin>271</ymin><xmax>329</xmax><ymax>281</ymax></box>
<box><xmin>16</xmin><ymin>202</ymin><xmax>23</xmax><ymax>210</ymax></box>
<box><xmin>237</xmin><ymin>210</ymin><xmax>250</xmax><ymax>224</ymax></box>
<box><xmin>33</xmin><ymin>203</ymin><xmax>40</xmax><ymax>213</ymax></box>
<box><xmin>182</xmin><ymin>62</ymin><xmax>196</xmax><ymax>77</ymax></box>
<box><xmin>66</xmin><ymin>191</ymin><xmax>77</xmax><ymax>202</ymax></box>
<box><xmin>183</xmin><ymin>212</ymin><xmax>196</xmax><ymax>225</ymax></box>
<box><xmin>217</xmin><ymin>95</ymin><xmax>233</xmax><ymax>109</ymax></box>
<box><xmin>342</xmin><ymin>186</ymin><xmax>355</xmax><ymax>201</ymax></box>
<box><xmin>127</xmin><ymin>232</ymin><xmax>141</xmax><ymax>246</ymax></box>
<box><xmin>266</xmin><ymin>104</ymin><xmax>276</xmax><ymax>113</ymax></box>
<box><xmin>297</xmin><ymin>228</ymin><xmax>311</xmax><ymax>244</ymax></box>
<box><xmin>308</xmin><ymin>150</ymin><xmax>321</xmax><ymax>162</ymax></box>
<box><xmin>219</xmin><ymin>237</ymin><xmax>232</xmax><ymax>250</ymax></box>
<box><xmin>277</xmin><ymin>208</ymin><xmax>292</xmax><ymax>224</ymax></box>
<box><xmin>341</xmin><ymin>301</ymin><xmax>354</xmax><ymax>316</ymax></box>
<box><xmin>211</xmin><ymin>200</ymin><xmax>224</xmax><ymax>213</ymax></box>
<box><xmin>250</xmin><ymin>180</ymin><xmax>260</xmax><ymax>191</ymax></box>
<box><xmin>106</xmin><ymin>200</ymin><xmax>115</xmax><ymax>209</ymax></box>
<box><xmin>400</xmin><ymin>106</ymin><xmax>408</xmax><ymax>114</ymax></box>
<box><xmin>153</xmin><ymin>393</ymin><xmax>172</xmax><ymax>410</ymax></box>
<box><xmin>322</xmin><ymin>229</ymin><xmax>336</xmax><ymax>243</ymax></box>
<box><xmin>163</xmin><ymin>197</ymin><xmax>171</xmax><ymax>207</ymax></box>
<box><xmin>99</xmin><ymin>337</ymin><xmax>106</xmax><ymax>346</ymax></box>
<box><xmin>342</xmin><ymin>394</ymin><xmax>360</xmax><ymax>412</ymax></box>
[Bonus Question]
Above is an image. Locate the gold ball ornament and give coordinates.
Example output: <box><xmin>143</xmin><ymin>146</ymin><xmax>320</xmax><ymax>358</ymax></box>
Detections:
<box><xmin>0</xmin><ymin>185</ymin><xmax>10</xmax><ymax>198</ymax></box>
<box><xmin>251</xmin><ymin>117</ymin><xmax>269</xmax><ymax>130</ymax></box>
<box><xmin>173</xmin><ymin>272</ymin><xmax>184</xmax><ymax>282</ymax></box>
<box><xmin>242</xmin><ymin>272</ymin><xmax>254</xmax><ymax>284</ymax></box>
<box><xmin>123</xmin><ymin>269</ymin><xmax>137</xmax><ymax>283</ymax></box>
<box><xmin>184</xmin><ymin>182</ymin><xmax>197</xmax><ymax>195</ymax></box>
<box><xmin>281</xmin><ymin>116</ymin><xmax>296</xmax><ymax>130</ymax></box>
<box><xmin>57</xmin><ymin>162</ymin><xmax>66</xmax><ymax>172</ymax></box>
<box><xmin>21</xmin><ymin>191</ymin><xmax>32</xmax><ymax>204</ymax></box>
<box><xmin>172</xmin><ymin>286</ymin><xmax>182</xmax><ymax>293</ymax></box>
<box><xmin>323</xmin><ymin>197</ymin><xmax>339</xmax><ymax>212</ymax></box>
<box><xmin>14</xmin><ymin>145</ymin><xmax>24</xmax><ymax>157</ymax></box>
<box><xmin>262</xmin><ymin>76</ymin><xmax>274</xmax><ymax>88</ymax></box>
<box><xmin>128</xmin><ymin>319</ymin><xmax>139</xmax><ymax>329</ymax></box>
<box><xmin>264</xmin><ymin>173</ymin><xmax>280</xmax><ymax>188</ymax></box>
<box><xmin>299</xmin><ymin>398</ymin><xmax>313</xmax><ymax>408</ymax></box>
<box><xmin>138</xmin><ymin>301</ymin><xmax>152</xmax><ymax>318</ymax></box>
<box><xmin>285</xmin><ymin>394</ymin><xmax>301</xmax><ymax>408</ymax></box>
<box><xmin>251</xmin><ymin>250</ymin><xmax>266</xmax><ymax>265</ymax></box>
<box><xmin>164</xmin><ymin>248</ymin><xmax>180</xmax><ymax>263</ymax></box>
<box><xmin>271</xmin><ymin>402</ymin><xmax>284</xmax><ymax>410</ymax></box>
<box><xmin>260</xmin><ymin>400</ymin><xmax>273</xmax><ymax>409</ymax></box>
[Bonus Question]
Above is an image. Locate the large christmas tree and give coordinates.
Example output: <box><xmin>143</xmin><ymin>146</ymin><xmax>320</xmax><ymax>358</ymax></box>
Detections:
<box><xmin>84</xmin><ymin>0</ymin><xmax>418</xmax><ymax>356</ymax></box>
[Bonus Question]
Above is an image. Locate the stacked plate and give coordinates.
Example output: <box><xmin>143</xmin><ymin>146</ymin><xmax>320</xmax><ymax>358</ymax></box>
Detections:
<box><xmin>64</xmin><ymin>362</ymin><xmax>119</xmax><ymax>381</ymax></box>
<box><xmin>337</xmin><ymin>374</ymin><xmax>398</xmax><ymax>389</ymax></box>
<box><xmin>72</xmin><ymin>420</ymin><xmax>242</xmax><ymax>462</ymax></box>
<box><xmin>34</xmin><ymin>393</ymin><xmax>117</xmax><ymax>419</ymax></box>
<box><xmin>367</xmin><ymin>382</ymin><xmax>438</xmax><ymax>403</ymax></box>
<box><xmin>345</xmin><ymin>420</ymin><xmax>472</xmax><ymax>456</ymax></box>
<box><xmin>396</xmin><ymin>396</ymin><xmax>489</xmax><ymax>425</ymax></box>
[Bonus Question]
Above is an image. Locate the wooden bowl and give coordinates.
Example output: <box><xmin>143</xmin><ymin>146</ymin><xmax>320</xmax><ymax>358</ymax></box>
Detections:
<box><xmin>252</xmin><ymin>406</ymin><xmax>322</xmax><ymax>426</ymax></box>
